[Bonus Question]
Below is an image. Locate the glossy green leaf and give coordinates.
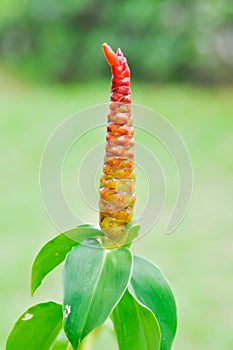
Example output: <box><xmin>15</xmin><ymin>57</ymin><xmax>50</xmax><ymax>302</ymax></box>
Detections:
<box><xmin>130</xmin><ymin>256</ymin><xmax>177</xmax><ymax>350</ymax></box>
<box><xmin>112</xmin><ymin>289</ymin><xmax>161</xmax><ymax>350</ymax></box>
<box><xmin>63</xmin><ymin>239</ymin><xmax>132</xmax><ymax>349</ymax></box>
<box><xmin>31</xmin><ymin>224</ymin><xmax>104</xmax><ymax>295</ymax></box>
<box><xmin>6</xmin><ymin>302</ymin><xmax>62</xmax><ymax>350</ymax></box>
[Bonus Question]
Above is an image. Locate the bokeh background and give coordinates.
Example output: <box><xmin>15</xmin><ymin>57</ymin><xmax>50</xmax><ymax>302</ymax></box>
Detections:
<box><xmin>1</xmin><ymin>0</ymin><xmax>233</xmax><ymax>349</ymax></box>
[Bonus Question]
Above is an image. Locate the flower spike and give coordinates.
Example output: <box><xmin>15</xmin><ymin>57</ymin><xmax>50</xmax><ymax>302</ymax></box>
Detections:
<box><xmin>100</xmin><ymin>44</ymin><xmax>135</xmax><ymax>247</ymax></box>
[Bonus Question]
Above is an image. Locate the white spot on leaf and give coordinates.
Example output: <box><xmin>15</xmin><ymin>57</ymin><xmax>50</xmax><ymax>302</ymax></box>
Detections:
<box><xmin>22</xmin><ymin>313</ymin><xmax>33</xmax><ymax>321</ymax></box>
<box><xmin>64</xmin><ymin>305</ymin><xmax>71</xmax><ymax>318</ymax></box>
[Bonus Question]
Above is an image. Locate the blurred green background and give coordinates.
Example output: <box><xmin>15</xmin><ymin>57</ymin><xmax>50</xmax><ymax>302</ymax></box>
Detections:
<box><xmin>1</xmin><ymin>0</ymin><xmax>233</xmax><ymax>349</ymax></box>
<box><xmin>1</xmin><ymin>0</ymin><xmax>233</xmax><ymax>83</ymax></box>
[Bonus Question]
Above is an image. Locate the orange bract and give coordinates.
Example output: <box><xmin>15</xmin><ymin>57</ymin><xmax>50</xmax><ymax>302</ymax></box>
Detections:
<box><xmin>102</xmin><ymin>43</ymin><xmax>119</xmax><ymax>66</ymax></box>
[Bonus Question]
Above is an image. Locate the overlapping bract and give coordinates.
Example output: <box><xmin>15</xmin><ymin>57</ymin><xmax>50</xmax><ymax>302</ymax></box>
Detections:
<box><xmin>99</xmin><ymin>46</ymin><xmax>136</xmax><ymax>241</ymax></box>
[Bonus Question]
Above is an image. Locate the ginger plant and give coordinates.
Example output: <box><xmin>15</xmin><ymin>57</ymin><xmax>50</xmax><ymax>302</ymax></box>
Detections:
<box><xmin>6</xmin><ymin>44</ymin><xmax>177</xmax><ymax>350</ymax></box>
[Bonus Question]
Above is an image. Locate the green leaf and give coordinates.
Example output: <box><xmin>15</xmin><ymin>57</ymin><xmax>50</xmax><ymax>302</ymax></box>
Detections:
<box><xmin>63</xmin><ymin>239</ymin><xmax>132</xmax><ymax>349</ymax></box>
<box><xmin>123</xmin><ymin>224</ymin><xmax>141</xmax><ymax>248</ymax></box>
<box><xmin>112</xmin><ymin>289</ymin><xmax>161</xmax><ymax>350</ymax></box>
<box><xmin>6</xmin><ymin>302</ymin><xmax>62</xmax><ymax>350</ymax></box>
<box><xmin>51</xmin><ymin>332</ymin><xmax>68</xmax><ymax>349</ymax></box>
<box><xmin>130</xmin><ymin>256</ymin><xmax>178</xmax><ymax>350</ymax></box>
<box><xmin>31</xmin><ymin>224</ymin><xmax>104</xmax><ymax>295</ymax></box>
<box><xmin>51</xmin><ymin>340</ymin><xmax>68</xmax><ymax>350</ymax></box>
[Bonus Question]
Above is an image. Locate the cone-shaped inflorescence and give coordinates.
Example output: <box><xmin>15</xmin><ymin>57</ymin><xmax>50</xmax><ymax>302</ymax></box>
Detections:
<box><xmin>99</xmin><ymin>43</ymin><xmax>136</xmax><ymax>247</ymax></box>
